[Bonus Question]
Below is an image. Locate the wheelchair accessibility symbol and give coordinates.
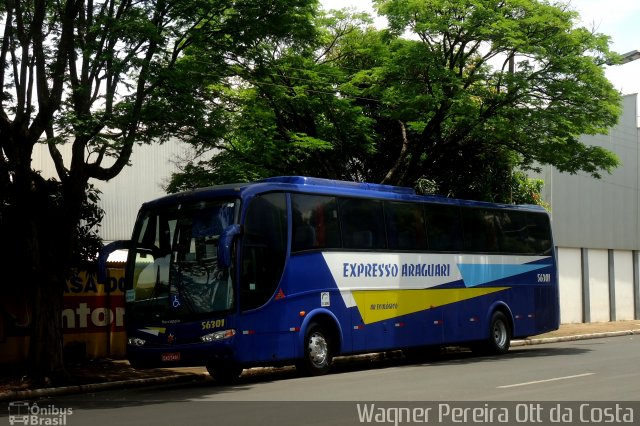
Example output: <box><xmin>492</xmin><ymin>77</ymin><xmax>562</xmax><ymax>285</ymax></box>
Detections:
<box><xmin>171</xmin><ymin>294</ymin><xmax>181</xmax><ymax>308</ymax></box>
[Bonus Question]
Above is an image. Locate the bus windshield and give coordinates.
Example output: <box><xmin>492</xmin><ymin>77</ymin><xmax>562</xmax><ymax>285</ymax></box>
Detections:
<box><xmin>126</xmin><ymin>199</ymin><xmax>238</xmax><ymax>321</ymax></box>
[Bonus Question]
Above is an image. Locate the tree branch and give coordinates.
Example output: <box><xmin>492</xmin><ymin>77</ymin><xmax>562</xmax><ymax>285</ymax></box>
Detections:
<box><xmin>381</xmin><ymin>120</ymin><xmax>410</xmax><ymax>185</ymax></box>
<box><xmin>46</xmin><ymin>126</ymin><xmax>69</xmax><ymax>182</ymax></box>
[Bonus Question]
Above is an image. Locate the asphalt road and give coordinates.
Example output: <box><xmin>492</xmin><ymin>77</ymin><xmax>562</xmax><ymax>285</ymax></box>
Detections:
<box><xmin>2</xmin><ymin>336</ymin><xmax>639</xmax><ymax>425</ymax></box>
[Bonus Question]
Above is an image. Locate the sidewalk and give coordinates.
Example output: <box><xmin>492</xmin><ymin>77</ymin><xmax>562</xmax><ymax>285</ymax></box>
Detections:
<box><xmin>1</xmin><ymin>320</ymin><xmax>639</xmax><ymax>402</ymax></box>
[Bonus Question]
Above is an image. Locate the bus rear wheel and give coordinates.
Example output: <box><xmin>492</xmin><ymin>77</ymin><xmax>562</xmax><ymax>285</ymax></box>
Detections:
<box><xmin>297</xmin><ymin>322</ymin><xmax>334</xmax><ymax>376</ymax></box>
<box><xmin>206</xmin><ymin>362</ymin><xmax>243</xmax><ymax>384</ymax></box>
<box><xmin>476</xmin><ymin>311</ymin><xmax>511</xmax><ymax>355</ymax></box>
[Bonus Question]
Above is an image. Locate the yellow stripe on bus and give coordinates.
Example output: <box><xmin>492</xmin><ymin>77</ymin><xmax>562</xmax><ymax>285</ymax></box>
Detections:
<box><xmin>352</xmin><ymin>287</ymin><xmax>509</xmax><ymax>324</ymax></box>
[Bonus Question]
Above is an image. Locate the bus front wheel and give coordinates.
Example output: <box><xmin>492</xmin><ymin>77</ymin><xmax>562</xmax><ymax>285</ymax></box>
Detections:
<box><xmin>297</xmin><ymin>322</ymin><xmax>334</xmax><ymax>376</ymax></box>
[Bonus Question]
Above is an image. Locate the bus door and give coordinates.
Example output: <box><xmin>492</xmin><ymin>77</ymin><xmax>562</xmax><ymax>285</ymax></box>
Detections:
<box><xmin>237</xmin><ymin>192</ymin><xmax>294</xmax><ymax>363</ymax></box>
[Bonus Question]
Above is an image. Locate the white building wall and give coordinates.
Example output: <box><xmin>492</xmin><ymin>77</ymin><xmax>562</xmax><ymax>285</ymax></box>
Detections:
<box><xmin>613</xmin><ymin>251</ymin><xmax>635</xmax><ymax>320</ymax></box>
<box><xmin>587</xmin><ymin>249</ymin><xmax>610</xmax><ymax>323</ymax></box>
<box><xmin>557</xmin><ymin>248</ymin><xmax>583</xmax><ymax>323</ymax></box>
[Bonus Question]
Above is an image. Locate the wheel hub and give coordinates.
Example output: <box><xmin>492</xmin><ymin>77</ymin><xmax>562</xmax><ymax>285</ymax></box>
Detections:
<box><xmin>493</xmin><ymin>320</ymin><xmax>507</xmax><ymax>347</ymax></box>
<box><xmin>308</xmin><ymin>332</ymin><xmax>328</xmax><ymax>367</ymax></box>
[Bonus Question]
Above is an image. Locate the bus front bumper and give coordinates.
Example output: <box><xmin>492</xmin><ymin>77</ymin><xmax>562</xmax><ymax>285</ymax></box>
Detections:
<box><xmin>126</xmin><ymin>339</ymin><xmax>237</xmax><ymax>369</ymax></box>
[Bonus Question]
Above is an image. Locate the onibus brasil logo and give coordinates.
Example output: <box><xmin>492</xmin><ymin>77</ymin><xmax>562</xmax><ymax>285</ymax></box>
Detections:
<box><xmin>7</xmin><ymin>402</ymin><xmax>73</xmax><ymax>425</ymax></box>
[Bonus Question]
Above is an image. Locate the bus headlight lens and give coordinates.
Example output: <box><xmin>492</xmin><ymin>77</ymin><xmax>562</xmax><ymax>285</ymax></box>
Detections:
<box><xmin>128</xmin><ymin>337</ymin><xmax>146</xmax><ymax>346</ymax></box>
<box><xmin>201</xmin><ymin>329</ymin><xmax>236</xmax><ymax>342</ymax></box>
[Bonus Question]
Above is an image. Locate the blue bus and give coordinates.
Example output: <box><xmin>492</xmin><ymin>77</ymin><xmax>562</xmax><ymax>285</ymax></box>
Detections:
<box><xmin>99</xmin><ymin>176</ymin><xmax>559</xmax><ymax>382</ymax></box>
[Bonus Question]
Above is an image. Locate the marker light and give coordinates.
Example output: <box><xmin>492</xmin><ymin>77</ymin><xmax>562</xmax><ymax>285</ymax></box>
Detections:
<box><xmin>128</xmin><ymin>337</ymin><xmax>146</xmax><ymax>347</ymax></box>
<box><xmin>201</xmin><ymin>329</ymin><xmax>236</xmax><ymax>343</ymax></box>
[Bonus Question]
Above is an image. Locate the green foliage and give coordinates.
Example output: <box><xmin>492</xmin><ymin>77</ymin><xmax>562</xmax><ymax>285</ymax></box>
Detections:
<box><xmin>369</xmin><ymin>0</ymin><xmax>621</xmax><ymax>194</ymax></box>
<box><xmin>74</xmin><ymin>184</ymin><xmax>105</xmax><ymax>270</ymax></box>
<box><xmin>168</xmin><ymin>0</ymin><xmax>622</xmax><ymax>205</ymax></box>
<box><xmin>510</xmin><ymin>172</ymin><xmax>550</xmax><ymax>210</ymax></box>
<box><xmin>168</xmin><ymin>9</ymin><xmax>378</xmax><ymax>190</ymax></box>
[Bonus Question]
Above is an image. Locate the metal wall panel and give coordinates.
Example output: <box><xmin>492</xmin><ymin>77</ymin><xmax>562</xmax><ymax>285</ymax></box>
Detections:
<box><xmin>542</xmin><ymin>94</ymin><xmax>639</xmax><ymax>250</ymax></box>
<box><xmin>32</xmin><ymin>140</ymin><xmax>188</xmax><ymax>241</ymax></box>
<box><xmin>91</xmin><ymin>142</ymin><xmax>185</xmax><ymax>241</ymax></box>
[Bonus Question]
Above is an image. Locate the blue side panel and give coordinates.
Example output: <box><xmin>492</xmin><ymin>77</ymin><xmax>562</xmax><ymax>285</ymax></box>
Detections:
<box><xmin>361</xmin><ymin>307</ymin><xmax>444</xmax><ymax>351</ymax></box>
<box><xmin>233</xmin><ymin>309</ymin><xmax>298</xmax><ymax>364</ymax></box>
<box><xmin>235</xmin><ymin>252</ymin><xmax>354</xmax><ymax>363</ymax></box>
<box><xmin>285</xmin><ymin>252</ymin><xmax>354</xmax><ymax>353</ymax></box>
<box><xmin>268</xmin><ymin>251</ymin><xmax>559</xmax><ymax>355</ymax></box>
<box><xmin>458</xmin><ymin>263</ymin><xmax>551</xmax><ymax>287</ymax></box>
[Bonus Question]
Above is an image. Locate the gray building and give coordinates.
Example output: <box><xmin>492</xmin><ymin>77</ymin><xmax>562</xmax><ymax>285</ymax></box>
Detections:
<box><xmin>536</xmin><ymin>93</ymin><xmax>640</xmax><ymax>323</ymax></box>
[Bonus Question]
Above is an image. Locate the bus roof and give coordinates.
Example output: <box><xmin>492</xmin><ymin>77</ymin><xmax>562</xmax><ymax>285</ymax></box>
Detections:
<box><xmin>258</xmin><ymin>176</ymin><xmax>416</xmax><ymax>195</ymax></box>
<box><xmin>141</xmin><ymin>176</ymin><xmax>547</xmax><ymax>213</ymax></box>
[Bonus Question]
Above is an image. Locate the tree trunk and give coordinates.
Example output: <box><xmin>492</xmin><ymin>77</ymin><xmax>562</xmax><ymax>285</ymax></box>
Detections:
<box><xmin>21</xmin><ymin>196</ymin><xmax>69</xmax><ymax>385</ymax></box>
<box><xmin>28</xmin><ymin>270</ymin><xmax>67</xmax><ymax>385</ymax></box>
<box><xmin>19</xmin><ymin>170</ymin><xmax>85</xmax><ymax>385</ymax></box>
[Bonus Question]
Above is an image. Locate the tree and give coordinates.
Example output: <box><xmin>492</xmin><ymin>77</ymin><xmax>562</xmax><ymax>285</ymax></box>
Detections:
<box><xmin>367</xmin><ymin>0</ymin><xmax>622</xmax><ymax>198</ymax></box>
<box><xmin>0</xmin><ymin>0</ymin><xmax>317</xmax><ymax>384</ymax></box>
<box><xmin>166</xmin><ymin>8</ymin><xmax>377</xmax><ymax>191</ymax></box>
<box><xmin>169</xmin><ymin>0</ymin><xmax>622</xmax><ymax>203</ymax></box>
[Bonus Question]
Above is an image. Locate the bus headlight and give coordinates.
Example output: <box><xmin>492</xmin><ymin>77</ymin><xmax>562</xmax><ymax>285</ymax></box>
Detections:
<box><xmin>128</xmin><ymin>337</ymin><xmax>146</xmax><ymax>346</ymax></box>
<box><xmin>201</xmin><ymin>329</ymin><xmax>236</xmax><ymax>342</ymax></box>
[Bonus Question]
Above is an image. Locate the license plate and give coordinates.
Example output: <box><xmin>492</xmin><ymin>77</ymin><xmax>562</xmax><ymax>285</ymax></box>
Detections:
<box><xmin>161</xmin><ymin>352</ymin><xmax>180</xmax><ymax>362</ymax></box>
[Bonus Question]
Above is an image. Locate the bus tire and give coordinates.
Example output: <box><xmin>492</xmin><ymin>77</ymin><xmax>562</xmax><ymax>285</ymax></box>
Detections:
<box><xmin>297</xmin><ymin>322</ymin><xmax>334</xmax><ymax>376</ymax></box>
<box><xmin>479</xmin><ymin>311</ymin><xmax>511</xmax><ymax>355</ymax></box>
<box><xmin>207</xmin><ymin>362</ymin><xmax>243</xmax><ymax>384</ymax></box>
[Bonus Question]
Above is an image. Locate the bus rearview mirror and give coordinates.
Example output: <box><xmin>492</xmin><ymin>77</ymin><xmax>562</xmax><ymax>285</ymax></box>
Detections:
<box><xmin>217</xmin><ymin>224</ymin><xmax>241</xmax><ymax>269</ymax></box>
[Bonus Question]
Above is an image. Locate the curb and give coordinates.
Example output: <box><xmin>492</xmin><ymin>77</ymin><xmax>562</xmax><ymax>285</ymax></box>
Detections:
<box><xmin>0</xmin><ymin>373</ymin><xmax>210</xmax><ymax>403</ymax></box>
<box><xmin>2</xmin><ymin>329</ymin><xmax>638</xmax><ymax>402</ymax></box>
<box><xmin>513</xmin><ymin>329</ymin><xmax>640</xmax><ymax>346</ymax></box>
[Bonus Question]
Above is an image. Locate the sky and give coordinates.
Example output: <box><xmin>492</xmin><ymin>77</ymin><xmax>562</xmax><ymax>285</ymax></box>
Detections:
<box><xmin>320</xmin><ymin>0</ymin><xmax>640</xmax><ymax>96</ymax></box>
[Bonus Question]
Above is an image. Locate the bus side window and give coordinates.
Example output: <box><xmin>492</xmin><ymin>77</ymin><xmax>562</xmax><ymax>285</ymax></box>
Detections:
<box><xmin>462</xmin><ymin>208</ymin><xmax>500</xmax><ymax>253</ymax></box>
<box><xmin>338</xmin><ymin>198</ymin><xmax>386</xmax><ymax>250</ymax></box>
<box><xmin>385</xmin><ymin>201</ymin><xmax>427</xmax><ymax>250</ymax></box>
<box><xmin>425</xmin><ymin>205</ymin><xmax>463</xmax><ymax>252</ymax></box>
<box><xmin>291</xmin><ymin>194</ymin><xmax>341</xmax><ymax>252</ymax></box>
<box><xmin>240</xmin><ymin>193</ymin><xmax>287</xmax><ymax>311</ymax></box>
<box><xmin>499</xmin><ymin>211</ymin><xmax>552</xmax><ymax>255</ymax></box>
<box><xmin>526</xmin><ymin>212</ymin><xmax>552</xmax><ymax>254</ymax></box>
<box><xmin>496</xmin><ymin>210</ymin><xmax>526</xmax><ymax>254</ymax></box>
